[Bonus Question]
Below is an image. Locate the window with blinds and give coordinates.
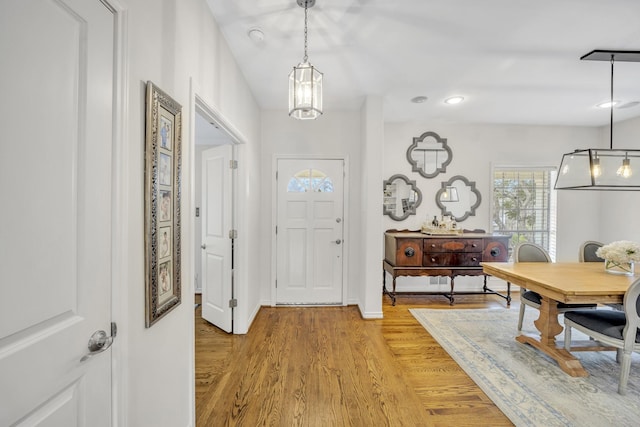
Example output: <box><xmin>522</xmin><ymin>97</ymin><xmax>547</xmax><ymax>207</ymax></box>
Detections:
<box><xmin>491</xmin><ymin>167</ymin><xmax>557</xmax><ymax>260</ymax></box>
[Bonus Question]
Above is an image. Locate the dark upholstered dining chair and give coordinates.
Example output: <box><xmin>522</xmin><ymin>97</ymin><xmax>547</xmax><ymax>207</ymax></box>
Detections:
<box><xmin>564</xmin><ymin>277</ymin><xmax>640</xmax><ymax>395</ymax></box>
<box><xmin>579</xmin><ymin>240</ymin><xmax>622</xmax><ymax>311</ymax></box>
<box><xmin>514</xmin><ymin>242</ymin><xmax>596</xmax><ymax>331</ymax></box>
<box><xmin>579</xmin><ymin>240</ymin><xmax>605</xmax><ymax>263</ymax></box>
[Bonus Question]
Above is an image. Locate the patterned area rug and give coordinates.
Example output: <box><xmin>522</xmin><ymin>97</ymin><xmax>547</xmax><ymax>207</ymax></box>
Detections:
<box><xmin>410</xmin><ymin>308</ymin><xmax>640</xmax><ymax>427</ymax></box>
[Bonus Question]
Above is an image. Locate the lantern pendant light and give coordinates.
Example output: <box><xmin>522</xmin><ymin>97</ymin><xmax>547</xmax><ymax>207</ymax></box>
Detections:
<box><xmin>288</xmin><ymin>0</ymin><xmax>323</xmax><ymax>120</ymax></box>
<box><xmin>555</xmin><ymin>50</ymin><xmax>640</xmax><ymax>190</ymax></box>
<box><xmin>440</xmin><ymin>186</ymin><xmax>459</xmax><ymax>202</ymax></box>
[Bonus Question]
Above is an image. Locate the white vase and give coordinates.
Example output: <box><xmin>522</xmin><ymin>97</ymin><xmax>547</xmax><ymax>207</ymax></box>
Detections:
<box><xmin>604</xmin><ymin>260</ymin><xmax>635</xmax><ymax>276</ymax></box>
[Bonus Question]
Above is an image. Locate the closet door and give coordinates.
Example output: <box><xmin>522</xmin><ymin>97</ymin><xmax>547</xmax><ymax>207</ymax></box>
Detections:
<box><xmin>0</xmin><ymin>0</ymin><xmax>116</xmax><ymax>425</ymax></box>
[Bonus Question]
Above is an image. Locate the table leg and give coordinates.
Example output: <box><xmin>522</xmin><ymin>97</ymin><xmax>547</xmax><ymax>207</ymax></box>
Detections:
<box><xmin>516</xmin><ymin>296</ymin><xmax>588</xmax><ymax>377</ymax></box>
<box><xmin>535</xmin><ymin>296</ymin><xmax>563</xmax><ymax>346</ymax></box>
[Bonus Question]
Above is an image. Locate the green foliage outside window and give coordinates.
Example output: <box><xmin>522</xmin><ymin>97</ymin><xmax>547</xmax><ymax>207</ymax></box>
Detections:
<box><xmin>492</xmin><ymin>169</ymin><xmax>554</xmax><ymax>255</ymax></box>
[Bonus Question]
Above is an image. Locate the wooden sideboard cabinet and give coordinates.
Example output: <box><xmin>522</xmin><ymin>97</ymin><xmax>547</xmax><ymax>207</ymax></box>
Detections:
<box><xmin>383</xmin><ymin>230</ymin><xmax>510</xmax><ymax>305</ymax></box>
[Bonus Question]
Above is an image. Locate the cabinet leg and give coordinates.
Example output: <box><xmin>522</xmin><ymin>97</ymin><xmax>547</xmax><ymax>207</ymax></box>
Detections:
<box><xmin>382</xmin><ymin>270</ymin><xmax>397</xmax><ymax>306</ymax></box>
<box><xmin>483</xmin><ymin>274</ymin><xmax>512</xmax><ymax>306</ymax></box>
<box><xmin>448</xmin><ymin>276</ymin><xmax>455</xmax><ymax>305</ymax></box>
<box><xmin>392</xmin><ymin>277</ymin><xmax>397</xmax><ymax>306</ymax></box>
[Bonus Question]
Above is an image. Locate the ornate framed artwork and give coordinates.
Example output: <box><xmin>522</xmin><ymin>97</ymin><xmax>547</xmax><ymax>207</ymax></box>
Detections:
<box><xmin>144</xmin><ymin>81</ymin><xmax>182</xmax><ymax>327</ymax></box>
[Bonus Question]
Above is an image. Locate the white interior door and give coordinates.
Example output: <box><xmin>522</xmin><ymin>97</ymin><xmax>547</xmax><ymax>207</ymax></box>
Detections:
<box><xmin>276</xmin><ymin>159</ymin><xmax>345</xmax><ymax>304</ymax></box>
<box><xmin>0</xmin><ymin>0</ymin><xmax>115</xmax><ymax>425</ymax></box>
<box><xmin>201</xmin><ymin>145</ymin><xmax>233</xmax><ymax>332</ymax></box>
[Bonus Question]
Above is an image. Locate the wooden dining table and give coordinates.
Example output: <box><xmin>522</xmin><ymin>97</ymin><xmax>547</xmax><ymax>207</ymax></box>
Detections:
<box><xmin>481</xmin><ymin>262</ymin><xmax>636</xmax><ymax>377</ymax></box>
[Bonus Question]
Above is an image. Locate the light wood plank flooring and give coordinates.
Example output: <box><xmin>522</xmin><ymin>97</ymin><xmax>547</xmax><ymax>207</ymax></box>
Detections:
<box><xmin>195</xmin><ymin>293</ymin><xmax>516</xmax><ymax>426</ymax></box>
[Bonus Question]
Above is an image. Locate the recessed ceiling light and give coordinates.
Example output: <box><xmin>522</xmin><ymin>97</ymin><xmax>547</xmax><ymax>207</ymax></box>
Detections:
<box><xmin>444</xmin><ymin>96</ymin><xmax>464</xmax><ymax>105</ymax></box>
<box><xmin>247</xmin><ymin>28</ymin><xmax>265</xmax><ymax>43</ymax></box>
<box><xmin>411</xmin><ymin>96</ymin><xmax>428</xmax><ymax>103</ymax></box>
<box><xmin>596</xmin><ymin>100</ymin><xmax>619</xmax><ymax>109</ymax></box>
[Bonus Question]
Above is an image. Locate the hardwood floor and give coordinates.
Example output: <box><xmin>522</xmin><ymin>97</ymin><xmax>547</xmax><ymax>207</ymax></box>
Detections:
<box><xmin>195</xmin><ymin>294</ymin><xmax>515</xmax><ymax>426</ymax></box>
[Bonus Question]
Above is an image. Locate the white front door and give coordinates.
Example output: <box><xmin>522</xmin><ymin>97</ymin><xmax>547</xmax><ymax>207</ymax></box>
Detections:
<box><xmin>201</xmin><ymin>145</ymin><xmax>233</xmax><ymax>332</ymax></box>
<box><xmin>276</xmin><ymin>159</ymin><xmax>345</xmax><ymax>304</ymax></box>
<box><xmin>0</xmin><ymin>0</ymin><xmax>115</xmax><ymax>425</ymax></box>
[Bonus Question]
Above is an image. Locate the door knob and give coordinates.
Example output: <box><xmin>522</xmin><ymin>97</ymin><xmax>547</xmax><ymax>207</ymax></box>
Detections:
<box><xmin>201</xmin><ymin>244</ymin><xmax>207</xmax><ymax>249</ymax></box>
<box><xmin>334</xmin><ymin>239</ymin><xmax>342</xmax><ymax>244</ymax></box>
<box><xmin>80</xmin><ymin>323</ymin><xmax>117</xmax><ymax>362</ymax></box>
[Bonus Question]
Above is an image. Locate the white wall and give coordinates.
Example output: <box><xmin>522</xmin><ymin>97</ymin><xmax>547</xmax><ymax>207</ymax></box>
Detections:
<box><xmin>259</xmin><ymin>110</ymin><xmax>363</xmax><ymax>306</ymax></box>
<box><xmin>599</xmin><ymin>116</ymin><xmax>640</xmax><ymax>242</ymax></box>
<box><xmin>121</xmin><ymin>0</ymin><xmax>260</xmax><ymax>426</ymax></box>
<box><xmin>193</xmin><ymin>145</ymin><xmax>207</xmax><ymax>293</ymax></box>
<box><xmin>360</xmin><ymin>97</ymin><xmax>385</xmax><ymax>318</ymax></box>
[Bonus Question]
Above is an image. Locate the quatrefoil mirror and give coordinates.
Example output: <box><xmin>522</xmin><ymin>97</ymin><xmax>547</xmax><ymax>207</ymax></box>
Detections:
<box><xmin>435</xmin><ymin>175</ymin><xmax>481</xmax><ymax>222</ymax></box>
<box><xmin>406</xmin><ymin>131</ymin><xmax>452</xmax><ymax>178</ymax></box>
<box><xmin>383</xmin><ymin>174</ymin><xmax>422</xmax><ymax>221</ymax></box>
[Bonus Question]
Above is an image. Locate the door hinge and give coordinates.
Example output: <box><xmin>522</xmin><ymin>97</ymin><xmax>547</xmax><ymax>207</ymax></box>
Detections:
<box><xmin>275</xmin><ymin>226</ymin><xmax>277</xmax><ymax>234</ymax></box>
<box><xmin>111</xmin><ymin>322</ymin><xmax>118</xmax><ymax>338</ymax></box>
<box><xmin>230</xmin><ymin>160</ymin><xmax>238</xmax><ymax>169</ymax></box>
<box><xmin>229</xmin><ymin>298</ymin><xmax>238</xmax><ymax>308</ymax></box>
<box><xmin>229</xmin><ymin>229</ymin><xmax>238</xmax><ymax>239</ymax></box>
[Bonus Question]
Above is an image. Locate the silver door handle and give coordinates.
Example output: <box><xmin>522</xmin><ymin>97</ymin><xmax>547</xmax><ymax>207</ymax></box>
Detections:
<box><xmin>80</xmin><ymin>323</ymin><xmax>117</xmax><ymax>362</ymax></box>
<box><xmin>201</xmin><ymin>244</ymin><xmax>207</xmax><ymax>249</ymax></box>
<box><xmin>334</xmin><ymin>239</ymin><xmax>342</xmax><ymax>244</ymax></box>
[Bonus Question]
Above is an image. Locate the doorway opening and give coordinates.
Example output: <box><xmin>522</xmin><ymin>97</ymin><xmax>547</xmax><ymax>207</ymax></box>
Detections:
<box><xmin>194</xmin><ymin>98</ymin><xmax>236</xmax><ymax>333</ymax></box>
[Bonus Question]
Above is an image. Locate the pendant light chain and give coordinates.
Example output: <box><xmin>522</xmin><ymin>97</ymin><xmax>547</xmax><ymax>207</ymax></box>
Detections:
<box><xmin>610</xmin><ymin>54</ymin><xmax>614</xmax><ymax>150</ymax></box>
<box><xmin>303</xmin><ymin>2</ymin><xmax>309</xmax><ymax>63</ymax></box>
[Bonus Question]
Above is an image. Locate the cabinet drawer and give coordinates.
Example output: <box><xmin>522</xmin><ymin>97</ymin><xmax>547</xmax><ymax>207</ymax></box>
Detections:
<box><xmin>424</xmin><ymin>239</ymin><xmax>483</xmax><ymax>253</ymax></box>
<box><xmin>423</xmin><ymin>252</ymin><xmax>482</xmax><ymax>267</ymax></box>
<box><xmin>386</xmin><ymin>237</ymin><xmax>423</xmax><ymax>266</ymax></box>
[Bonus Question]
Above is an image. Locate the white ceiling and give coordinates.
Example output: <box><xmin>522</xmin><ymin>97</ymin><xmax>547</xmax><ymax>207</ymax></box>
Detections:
<box><xmin>195</xmin><ymin>112</ymin><xmax>229</xmax><ymax>146</ymax></box>
<box><xmin>205</xmin><ymin>0</ymin><xmax>640</xmax><ymax>127</ymax></box>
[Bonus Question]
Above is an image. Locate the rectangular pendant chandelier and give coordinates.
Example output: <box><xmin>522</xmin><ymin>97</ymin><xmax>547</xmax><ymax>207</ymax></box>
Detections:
<box><xmin>555</xmin><ymin>50</ymin><xmax>640</xmax><ymax>191</ymax></box>
<box><xmin>440</xmin><ymin>186</ymin><xmax>459</xmax><ymax>202</ymax></box>
<box><xmin>555</xmin><ymin>148</ymin><xmax>640</xmax><ymax>190</ymax></box>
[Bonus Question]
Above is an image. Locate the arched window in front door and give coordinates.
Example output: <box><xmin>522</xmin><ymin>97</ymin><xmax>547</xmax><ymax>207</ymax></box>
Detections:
<box><xmin>287</xmin><ymin>168</ymin><xmax>334</xmax><ymax>193</ymax></box>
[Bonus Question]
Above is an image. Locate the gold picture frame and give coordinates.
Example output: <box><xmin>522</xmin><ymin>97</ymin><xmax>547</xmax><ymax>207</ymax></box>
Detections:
<box><xmin>144</xmin><ymin>81</ymin><xmax>182</xmax><ymax>327</ymax></box>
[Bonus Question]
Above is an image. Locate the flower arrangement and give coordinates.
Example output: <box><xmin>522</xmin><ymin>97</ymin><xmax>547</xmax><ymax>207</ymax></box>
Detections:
<box><xmin>596</xmin><ymin>240</ymin><xmax>640</xmax><ymax>275</ymax></box>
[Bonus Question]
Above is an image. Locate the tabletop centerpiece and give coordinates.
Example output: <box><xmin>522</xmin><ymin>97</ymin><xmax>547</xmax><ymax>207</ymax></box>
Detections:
<box><xmin>596</xmin><ymin>240</ymin><xmax>640</xmax><ymax>276</ymax></box>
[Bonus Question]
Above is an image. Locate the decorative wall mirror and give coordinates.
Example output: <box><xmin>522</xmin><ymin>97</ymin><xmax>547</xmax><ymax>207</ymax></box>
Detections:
<box><xmin>383</xmin><ymin>174</ymin><xmax>422</xmax><ymax>221</ymax></box>
<box><xmin>435</xmin><ymin>175</ymin><xmax>481</xmax><ymax>222</ymax></box>
<box><xmin>406</xmin><ymin>131</ymin><xmax>452</xmax><ymax>178</ymax></box>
